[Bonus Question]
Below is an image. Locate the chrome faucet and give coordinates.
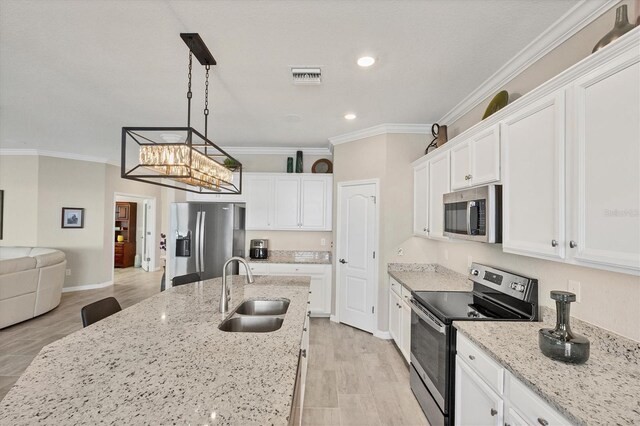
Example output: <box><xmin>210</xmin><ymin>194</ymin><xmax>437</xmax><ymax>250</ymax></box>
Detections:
<box><xmin>220</xmin><ymin>256</ymin><xmax>255</xmax><ymax>313</ymax></box>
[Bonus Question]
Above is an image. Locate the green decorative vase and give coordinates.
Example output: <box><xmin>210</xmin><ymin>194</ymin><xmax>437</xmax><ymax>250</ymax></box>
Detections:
<box><xmin>295</xmin><ymin>151</ymin><xmax>303</xmax><ymax>173</ymax></box>
<box><xmin>287</xmin><ymin>157</ymin><xmax>293</xmax><ymax>173</ymax></box>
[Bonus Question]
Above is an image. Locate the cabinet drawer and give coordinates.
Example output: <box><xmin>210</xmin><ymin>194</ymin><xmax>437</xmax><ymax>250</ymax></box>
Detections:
<box><xmin>507</xmin><ymin>373</ymin><xmax>569</xmax><ymax>426</ymax></box>
<box><xmin>400</xmin><ymin>284</ymin><xmax>412</xmax><ymax>305</ymax></box>
<box><xmin>456</xmin><ymin>332</ymin><xmax>504</xmax><ymax>395</ymax></box>
<box><xmin>246</xmin><ymin>263</ymin><xmax>270</xmax><ymax>274</ymax></box>
<box><xmin>270</xmin><ymin>264</ymin><xmax>325</xmax><ymax>275</ymax></box>
<box><xmin>114</xmin><ymin>244</ymin><xmax>124</xmax><ymax>254</ymax></box>
<box><xmin>390</xmin><ymin>277</ymin><xmax>402</xmax><ymax>296</ymax></box>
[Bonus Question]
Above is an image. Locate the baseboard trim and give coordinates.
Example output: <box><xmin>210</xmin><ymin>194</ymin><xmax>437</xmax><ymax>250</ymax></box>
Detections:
<box><xmin>62</xmin><ymin>281</ymin><xmax>113</xmax><ymax>293</ymax></box>
<box><xmin>329</xmin><ymin>314</ymin><xmax>340</xmax><ymax>323</ymax></box>
<box><xmin>373</xmin><ymin>330</ymin><xmax>393</xmax><ymax>340</ymax></box>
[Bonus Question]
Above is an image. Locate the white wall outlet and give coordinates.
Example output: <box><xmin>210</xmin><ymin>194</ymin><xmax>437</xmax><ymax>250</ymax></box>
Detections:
<box><xmin>320</xmin><ymin>238</ymin><xmax>326</xmax><ymax>246</ymax></box>
<box><xmin>65</xmin><ymin>269</ymin><xmax>71</xmax><ymax>276</ymax></box>
<box><xmin>568</xmin><ymin>280</ymin><xmax>582</xmax><ymax>303</ymax></box>
<box><xmin>397</xmin><ymin>248</ymin><xmax>404</xmax><ymax>256</ymax></box>
<box><xmin>444</xmin><ymin>249</ymin><xmax>449</xmax><ymax>261</ymax></box>
<box><xmin>467</xmin><ymin>255</ymin><xmax>473</xmax><ymax>267</ymax></box>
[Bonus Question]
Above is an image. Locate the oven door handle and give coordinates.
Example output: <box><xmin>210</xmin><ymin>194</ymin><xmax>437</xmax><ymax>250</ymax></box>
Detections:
<box><xmin>410</xmin><ymin>299</ymin><xmax>446</xmax><ymax>334</ymax></box>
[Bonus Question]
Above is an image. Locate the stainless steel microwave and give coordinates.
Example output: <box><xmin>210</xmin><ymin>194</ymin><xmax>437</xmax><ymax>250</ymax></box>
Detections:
<box><xmin>443</xmin><ymin>185</ymin><xmax>502</xmax><ymax>243</ymax></box>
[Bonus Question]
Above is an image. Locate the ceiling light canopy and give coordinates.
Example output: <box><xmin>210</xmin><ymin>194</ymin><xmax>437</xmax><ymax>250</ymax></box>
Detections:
<box><xmin>121</xmin><ymin>33</ymin><xmax>242</xmax><ymax>194</ymax></box>
<box><xmin>344</xmin><ymin>113</ymin><xmax>357</xmax><ymax>120</ymax></box>
<box><xmin>357</xmin><ymin>56</ymin><xmax>376</xmax><ymax>67</ymax></box>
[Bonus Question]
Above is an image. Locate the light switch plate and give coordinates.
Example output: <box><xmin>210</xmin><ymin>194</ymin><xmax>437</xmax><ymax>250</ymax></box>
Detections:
<box><xmin>568</xmin><ymin>280</ymin><xmax>581</xmax><ymax>303</ymax></box>
<box><xmin>320</xmin><ymin>238</ymin><xmax>326</xmax><ymax>246</ymax></box>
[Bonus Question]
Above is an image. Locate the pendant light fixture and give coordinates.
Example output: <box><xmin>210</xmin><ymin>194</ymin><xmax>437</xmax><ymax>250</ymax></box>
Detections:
<box><xmin>121</xmin><ymin>33</ymin><xmax>242</xmax><ymax>194</ymax></box>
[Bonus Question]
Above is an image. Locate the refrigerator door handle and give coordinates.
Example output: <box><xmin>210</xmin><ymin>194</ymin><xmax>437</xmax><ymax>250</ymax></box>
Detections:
<box><xmin>195</xmin><ymin>211</ymin><xmax>202</xmax><ymax>273</ymax></box>
<box><xmin>200</xmin><ymin>211</ymin><xmax>206</xmax><ymax>274</ymax></box>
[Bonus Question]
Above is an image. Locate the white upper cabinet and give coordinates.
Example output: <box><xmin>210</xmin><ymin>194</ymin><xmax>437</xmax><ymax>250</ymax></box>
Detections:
<box><xmin>428</xmin><ymin>151</ymin><xmax>451</xmax><ymax>240</ymax></box>
<box><xmin>501</xmin><ymin>92</ymin><xmax>566</xmax><ymax>261</ymax></box>
<box><xmin>245</xmin><ymin>174</ymin><xmax>274</xmax><ymax>230</ymax></box>
<box><xmin>569</xmin><ymin>50</ymin><xmax>640</xmax><ymax>273</ymax></box>
<box><xmin>413</xmin><ymin>162</ymin><xmax>429</xmax><ymax>237</ymax></box>
<box><xmin>274</xmin><ymin>176</ymin><xmax>301</xmax><ymax>229</ymax></box>
<box><xmin>300</xmin><ymin>176</ymin><xmax>332</xmax><ymax>230</ymax></box>
<box><xmin>244</xmin><ymin>173</ymin><xmax>332</xmax><ymax>232</ymax></box>
<box><xmin>451</xmin><ymin>126</ymin><xmax>500</xmax><ymax>190</ymax></box>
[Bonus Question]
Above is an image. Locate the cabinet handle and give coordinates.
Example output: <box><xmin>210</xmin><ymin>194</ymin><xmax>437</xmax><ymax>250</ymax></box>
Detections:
<box><xmin>303</xmin><ymin>327</ymin><xmax>307</xmax><ymax>332</ymax></box>
<box><xmin>569</xmin><ymin>240</ymin><xmax>578</xmax><ymax>248</ymax></box>
<box><xmin>468</xmin><ymin>355</ymin><xmax>475</xmax><ymax>361</ymax></box>
<box><xmin>301</xmin><ymin>349</ymin><xmax>307</xmax><ymax>358</ymax></box>
<box><xmin>307</xmin><ymin>311</ymin><xmax>310</xmax><ymax>317</ymax></box>
<box><xmin>468</xmin><ymin>174</ymin><xmax>472</xmax><ymax>180</ymax></box>
<box><xmin>423</xmin><ymin>227</ymin><xmax>427</xmax><ymax>232</ymax></box>
<box><xmin>490</xmin><ymin>408</ymin><xmax>497</xmax><ymax>416</ymax></box>
<box><xmin>537</xmin><ymin>418</ymin><xmax>549</xmax><ymax>426</ymax></box>
<box><xmin>551</xmin><ymin>239</ymin><xmax>558</xmax><ymax>247</ymax></box>
<box><xmin>339</xmin><ymin>259</ymin><xmax>348</xmax><ymax>264</ymax></box>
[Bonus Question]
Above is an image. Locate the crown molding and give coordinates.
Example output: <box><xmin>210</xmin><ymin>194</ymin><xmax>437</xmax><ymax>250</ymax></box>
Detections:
<box><xmin>0</xmin><ymin>148</ymin><xmax>109</xmax><ymax>164</ymax></box>
<box><xmin>220</xmin><ymin>146</ymin><xmax>332</xmax><ymax>156</ymax></box>
<box><xmin>329</xmin><ymin>123</ymin><xmax>432</xmax><ymax>146</ymax></box>
<box><xmin>438</xmin><ymin>0</ymin><xmax>620</xmax><ymax>126</ymax></box>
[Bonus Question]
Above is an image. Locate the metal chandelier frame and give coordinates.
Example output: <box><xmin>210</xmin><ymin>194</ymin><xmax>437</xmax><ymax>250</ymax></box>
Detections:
<box><xmin>121</xmin><ymin>33</ymin><xmax>242</xmax><ymax>195</ymax></box>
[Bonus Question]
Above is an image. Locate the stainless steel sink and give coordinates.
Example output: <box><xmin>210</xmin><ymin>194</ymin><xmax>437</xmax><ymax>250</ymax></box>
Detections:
<box><xmin>218</xmin><ymin>316</ymin><xmax>284</xmax><ymax>333</ymax></box>
<box><xmin>235</xmin><ymin>299</ymin><xmax>290</xmax><ymax>316</ymax></box>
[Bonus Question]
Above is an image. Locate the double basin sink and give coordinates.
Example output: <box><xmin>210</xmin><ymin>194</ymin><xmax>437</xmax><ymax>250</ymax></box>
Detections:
<box><xmin>219</xmin><ymin>299</ymin><xmax>290</xmax><ymax>333</ymax></box>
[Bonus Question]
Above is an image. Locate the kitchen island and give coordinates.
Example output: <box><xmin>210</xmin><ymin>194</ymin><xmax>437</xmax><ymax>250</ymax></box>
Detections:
<box><xmin>0</xmin><ymin>275</ymin><xmax>311</xmax><ymax>425</ymax></box>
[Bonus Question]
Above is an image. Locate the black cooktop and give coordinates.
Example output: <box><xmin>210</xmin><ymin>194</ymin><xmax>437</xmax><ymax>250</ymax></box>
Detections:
<box><xmin>412</xmin><ymin>290</ymin><xmax>529</xmax><ymax>323</ymax></box>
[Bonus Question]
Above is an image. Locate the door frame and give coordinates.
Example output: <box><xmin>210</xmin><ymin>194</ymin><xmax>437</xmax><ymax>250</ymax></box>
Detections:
<box><xmin>111</xmin><ymin>192</ymin><xmax>158</xmax><ymax>281</ymax></box>
<box><xmin>334</xmin><ymin>178</ymin><xmax>380</xmax><ymax>335</ymax></box>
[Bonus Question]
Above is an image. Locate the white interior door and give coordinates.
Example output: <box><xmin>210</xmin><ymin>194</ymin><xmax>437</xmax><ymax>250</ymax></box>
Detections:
<box><xmin>338</xmin><ymin>182</ymin><xmax>377</xmax><ymax>333</ymax></box>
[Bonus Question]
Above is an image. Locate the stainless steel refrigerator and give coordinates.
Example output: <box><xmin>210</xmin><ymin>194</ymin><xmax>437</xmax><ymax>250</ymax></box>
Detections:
<box><xmin>169</xmin><ymin>203</ymin><xmax>245</xmax><ymax>282</ymax></box>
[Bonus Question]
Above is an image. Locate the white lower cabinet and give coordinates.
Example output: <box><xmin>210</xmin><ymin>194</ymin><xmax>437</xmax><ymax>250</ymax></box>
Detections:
<box><xmin>388</xmin><ymin>277</ymin><xmax>411</xmax><ymax>362</ymax></box>
<box><xmin>456</xmin><ymin>333</ymin><xmax>571</xmax><ymax>426</ymax></box>
<box><xmin>241</xmin><ymin>263</ymin><xmax>332</xmax><ymax>316</ymax></box>
<box><xmin>455</xmin><ymin>356</ymin><xmax>504</xmax><ymax>426</ymax></box>
<box><xmin>290</xmin><ymin>307</ymin><xmax>310</xmax><ymax>426</ymax></box>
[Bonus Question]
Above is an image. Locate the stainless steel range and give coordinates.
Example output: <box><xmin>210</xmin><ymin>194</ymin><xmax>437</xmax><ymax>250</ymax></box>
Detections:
<box><xmin>409</xmin><ymin>263</ymin><xmax>538</xmax><ymax>426</ymax></box>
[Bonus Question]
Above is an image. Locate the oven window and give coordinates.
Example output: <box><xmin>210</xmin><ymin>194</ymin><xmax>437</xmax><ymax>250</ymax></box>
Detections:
<box><xmin>410</xmin><ymin>310</ymin><xmax>447</xmax><ymax>409</ymax></box>
<box><xmin>444</xmin><ymin>201</ymin><xmax>468</xmax><ymax>234</ymax></box>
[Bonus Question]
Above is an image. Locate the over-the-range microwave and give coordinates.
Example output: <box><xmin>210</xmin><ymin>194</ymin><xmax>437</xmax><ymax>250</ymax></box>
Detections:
<box><xmin>443</xmin><ymin>184</ymin><xmax>502</xmax><ymax>243</ymax></box>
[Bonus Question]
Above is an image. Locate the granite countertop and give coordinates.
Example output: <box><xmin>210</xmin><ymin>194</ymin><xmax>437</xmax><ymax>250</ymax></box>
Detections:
<box><xmin>455</xmin><ymin>309</ymin><xmax>640</xmax><ymax>425</ymax></box>
<box><xmin>247</xmin><ymin>250</ymin><xmax>331</xmax><ymax>265</ymax></box>
<box><xmin>0</xmin><ymin>275</ymin><xmax>311</xmax><ymax>425</ymax></box>
<box><xmin>388</xmin><ymin>263</ymin><xmax>472</xmax><ymax>292</ymax></box>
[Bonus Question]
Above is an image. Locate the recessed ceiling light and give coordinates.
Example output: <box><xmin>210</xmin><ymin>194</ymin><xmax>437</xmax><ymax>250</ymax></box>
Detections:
<box><xmin>357</xmin><ymin>56</ymin><xmax>376</xmax><ymax>67</ymax></box>
<box><xmin>344</xmin><ymin>113</ymin><xmax>356</xmax><ymax>120</ymax></box>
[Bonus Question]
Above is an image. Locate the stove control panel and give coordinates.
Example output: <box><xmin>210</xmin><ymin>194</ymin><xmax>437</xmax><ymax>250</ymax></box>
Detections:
<box><xmin>510</xmin><ymin>282</ymin><xmax>526</xmax><ymax>292</ymax></box>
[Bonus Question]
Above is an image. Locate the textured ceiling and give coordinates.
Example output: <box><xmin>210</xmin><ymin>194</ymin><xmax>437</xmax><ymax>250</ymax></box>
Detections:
<box><xmin>0</xmin><ymin>0</ymin><xmax>576</xmax><ymax>163</ymax></box>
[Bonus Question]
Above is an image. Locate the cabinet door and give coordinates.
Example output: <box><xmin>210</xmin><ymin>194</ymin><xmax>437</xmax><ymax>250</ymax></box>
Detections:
<box><xmin>388</xmin><ymin>290</ymin><xmax>401</xmax><ymax>344</ymax></box>
<box><xmin>413</xmin><ymin>162</ymin><xmax>429</xmax><ymax>237</ymax></box>
<box><xmin>309</xmin><ymin>274</ymin><xmax>326</xmax><ymax>314</ymax></box>
<box><xmin>300</xmin><ymin>176</ymin><xmax>330</xmax><ymax>230</ymax></box>
<box><xmin>274</xmin><ymin>176</ymin><xmax>301</xmax><ymax>229</ymax></box>
<box><xmin>451</xmin><ymin>142</ymin><xmax>471</xmax><ymax>190</ymax></box>
<box><xmin>504</xmin><ymin>407</ymin><xmax>528</xmax><ymax>426</ymax></box>
<box><xmin>471</xmin><ymin>125</ymin><xmax>500</xmax><ymax>186</ymax></box>
<box><xmin>400</xmin><ymin>299</ymin><xmax>411</xmax><ymax>362</ymax></box>
<box><xmin>428</xmin><ymin>151</ymin><xmax>450</xmax><ymax>240</ymax></box>
<box><xmin>571</xmin><ymin>56</ymin><xmax>640</xmax><ymax>273</ymax></box>
<box><xmin>501</xmin><ymin>92</ymin><xmax>565</xmax><ymax>260</ymax></box>
<box><xmin>245</xmin><ymin>175</ymin><xmax>274</xmax><ymax>230</ymax></box>
<box><xmin>455</xmin><ymin>356</ymin><xmax>504</xmax><ymax>426</ymax></box>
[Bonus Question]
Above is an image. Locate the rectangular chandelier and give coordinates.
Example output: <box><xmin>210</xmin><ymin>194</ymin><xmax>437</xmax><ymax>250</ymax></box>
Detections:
<box><xmin>121</xmin><ymin>127</ymin><xmax>242</xmax><ymax>194</ymax></box>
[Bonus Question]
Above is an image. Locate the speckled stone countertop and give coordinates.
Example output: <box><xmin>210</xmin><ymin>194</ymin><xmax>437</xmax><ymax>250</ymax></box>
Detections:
<box><xmin>388</xmin><ymin>263</ymin><xmax>471</xmax><ymax>292</ymax></box>
<box><xmin>0</xmin><ymin>275</ymin><xmax>311</xmax><ymax>425</ymax></box>
<box><xmin>455</xmin><ymin>308</ymin><xmax>640</xmax><ymax>425</ymax></box>
<box><xmin>247</xmin><ymin>250</ymin><xmax>331</xmax><ymax>265</ymax></box>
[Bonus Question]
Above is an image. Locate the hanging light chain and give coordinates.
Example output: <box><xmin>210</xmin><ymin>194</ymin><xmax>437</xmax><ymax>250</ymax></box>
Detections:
<box><xmin>187</xmin><ymin>50</ymin><xmax>193</xmax><ymax>128</ymax></box>
<box><xmin>204</xmin><ymin>64</ymin><xmax>210</xmax><ymax>137</ymax></box>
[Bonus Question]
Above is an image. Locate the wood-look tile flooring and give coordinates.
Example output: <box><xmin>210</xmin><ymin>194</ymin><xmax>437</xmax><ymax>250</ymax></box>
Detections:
<box><xmin>0</xmin><ymin>267</ymin><xmax>162</xmax><ymax>400</ymax></box>
<box><xmin>1</xmin><ymin>268</ymin><xmax>429</xmax><ymax>425</ymax></box>
<box><xmin>303</xmin><ymin>319</ymin><xmax>429</xmax><ymax>426</ymax></box>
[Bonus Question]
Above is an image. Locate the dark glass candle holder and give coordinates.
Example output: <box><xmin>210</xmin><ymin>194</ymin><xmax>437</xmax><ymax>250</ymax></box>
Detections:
<box><xmin>539</xmin><ymin>291</ymin><xmax>590</xmax><ymax>364</ymax></box>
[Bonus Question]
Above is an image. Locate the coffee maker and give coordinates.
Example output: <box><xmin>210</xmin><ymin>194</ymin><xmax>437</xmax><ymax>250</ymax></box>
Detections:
<box><xmin>249</xmin><ymin>239</ymin><xmax>269</xmax><ymax>260</ymax></box>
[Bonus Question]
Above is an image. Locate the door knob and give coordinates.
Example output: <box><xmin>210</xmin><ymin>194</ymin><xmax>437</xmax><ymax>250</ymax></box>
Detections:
<box><xmin>339</xmin><ymin>259</ymin><xmax>347</xmax><ymax>264</ymax></box>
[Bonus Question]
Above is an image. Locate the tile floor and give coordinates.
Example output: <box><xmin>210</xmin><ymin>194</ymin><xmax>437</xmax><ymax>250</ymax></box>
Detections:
<box><xmin>0</xmin><ymin>268</ymin><xmax>429</xmax><ymax>425</ymax></box>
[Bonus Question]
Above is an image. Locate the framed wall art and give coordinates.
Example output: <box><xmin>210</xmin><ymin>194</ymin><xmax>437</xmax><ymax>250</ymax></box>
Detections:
<box><xmin>61</xmin><ymin>207</ymin><xmax>84</xmax><ymax>229</ymax></box>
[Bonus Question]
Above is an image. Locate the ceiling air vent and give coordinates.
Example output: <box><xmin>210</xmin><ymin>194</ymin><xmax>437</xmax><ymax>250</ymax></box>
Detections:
<box><xmin>291</xmin><ymin>67</ymin><xmax>322</xmax><ymax>85</ymax></box>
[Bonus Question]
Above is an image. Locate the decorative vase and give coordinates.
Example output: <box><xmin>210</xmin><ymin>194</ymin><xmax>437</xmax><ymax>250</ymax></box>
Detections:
<box><xmin>287</xmin><ymin>157</ymin><xmax>294</xmax><ymax>173</ymax></box>
<box><xmin>592</xmin><ymin>5</ymin><xmax>635</xmax><ymax>53</ymax></box>
<box><xmin>295</xmin><ymin>150</ymin><xmax>303</xmax><ymax>173</ymax></box>
<box><xmin>538</xmin><ymin>291</ymin><xmax>590</xmax><ymax>364</ymax></box>
<box><xmin>117</xmin><ymin>235</ymin><xmax>124</xmax><ymax>242</ymax></box>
